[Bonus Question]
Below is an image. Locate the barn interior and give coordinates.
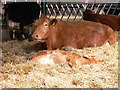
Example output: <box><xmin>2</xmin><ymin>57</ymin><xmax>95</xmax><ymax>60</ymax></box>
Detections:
<box><xmin>0</xmin><ymin>0</ymin><xmax>120</xmax><ymax>88</ymax></box>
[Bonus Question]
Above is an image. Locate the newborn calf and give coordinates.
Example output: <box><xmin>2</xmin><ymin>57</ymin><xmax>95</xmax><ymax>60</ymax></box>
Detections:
<box><xmin>31</xmin><ymin>50</ymin><xmax>103</xmax><ymax>67</ymax></box>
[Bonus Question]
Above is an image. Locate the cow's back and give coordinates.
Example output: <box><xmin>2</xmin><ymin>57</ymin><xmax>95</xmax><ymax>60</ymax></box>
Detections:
<box><xmin>48</xmin><ymin>20</ymin><xmax>115</xmax><ymax>49</ymax></box>
<box><xmin>83</xmin><ymin>11</ymin><xmax>119</xmax><ymax>31</ymax></box>
<box><xmin>99</xmin><ymin>14</ymin><xmax>119</xmax><ymax>31</ymax></box>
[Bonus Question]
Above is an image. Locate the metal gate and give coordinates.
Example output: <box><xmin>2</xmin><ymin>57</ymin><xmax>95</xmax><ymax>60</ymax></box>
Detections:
<box><xmin>43</xmin><ymin>2</ymin><xmax>120</xmax><ymax>21</ymax></box>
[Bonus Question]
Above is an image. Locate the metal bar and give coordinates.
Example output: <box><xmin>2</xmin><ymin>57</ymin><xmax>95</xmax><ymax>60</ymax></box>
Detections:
<box><xmin>46</xmin><ymin>4</ymin><xmax>51</xmax><ymax>18</ymax></box>
<box><xmin>91</xmin><ymin>4</ymin><xmax>95</xmax><ymax>10</ymax></box>
<box><xmin>55</xmin><ymin>4</ymin><xmax>62</xmax><ymax>16</ymax></box>
<box><xmin>101</xmin><ymin>3</ymin><xmax>107</xmax><ymax>11</ymax></box>
<box><xmin>61</xmin><ymin>4</ymin><xmax>67</xmax><ymax>16</ymax></box>
<box><xmin>66</xmin><ymin>4</ymin><xmax>74</xmax><ymax>21</ymax></box>
<box><xmin>76</xmin><ymin>4</ymin><xmax>83</xmax><ymax>17</ymax></box>
<box><xmin>42</xmin><ymin>0</ymin><xmax>46</xmax><ymax>15</ymax></box>
<box><xmin>48</xmin><ymin>4</ymin><xmax>53</xmax><ymax>18</ymax></box>
<box><xmin>106</xmin><ymin>4</ymin><xmax>112</xmax><ymax>15</ymax></box>
<box><xmin>112</xmin><ymin>3</ymin><xmax>119</xmax><ymax>15</ymax></box>
<box><xmin>60</xmin><ymin>4</ymin><xmax>67</xmax><ymax>21</ymax></box>
<box><xmin>82</xmin><ymin>3</ymin><xmax>88</xmax><ymax>9</ymax></box>
<box><xmin>66</xmin><ymin>4</ymin><xmax>71</xmax><ymax>21</ymax></box>
<box><xmin>73</xmin><ymin>4</ymin><xmax>80</xmax><ymax>20</ymax></box>
<box><xmin>97</xmin><ymin>4</ymin><xmax>105</xmax><ymax>14</ymax></box>
<box><xmin>50</xmin><ymin>4</ymin><xmax>57</xmax><ymax>19</ymax></box>
<box><xmin>95</xmin><ymin>4</ymin><xmax>101</xmax><ymax>14</ymax></box>
<box><xmin>86</xmin><ymin>4</ymin><xmax>91</xmax><ymax>9</ymax></box>
<box><xmin>72</xmin><ymin>4</ymin><xmax>77</xmax><ymax>15</ymax></box>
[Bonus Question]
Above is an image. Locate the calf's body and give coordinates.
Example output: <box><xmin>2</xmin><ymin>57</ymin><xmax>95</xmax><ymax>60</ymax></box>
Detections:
<box><xmin>31</xmin><ymin>50</ymin><xmax>103</xmax><ymax>67</ymax></box>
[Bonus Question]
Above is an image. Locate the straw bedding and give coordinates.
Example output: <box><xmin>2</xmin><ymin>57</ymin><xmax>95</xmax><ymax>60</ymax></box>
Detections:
<box><xmin>0</xmin><ymin>31</ymin><xmax>119</xmax><ymax>88</ymax></box>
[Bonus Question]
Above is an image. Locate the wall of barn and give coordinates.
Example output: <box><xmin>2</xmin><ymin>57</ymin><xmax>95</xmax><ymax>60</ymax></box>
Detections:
<box><xmin>1</xmin><ymin>0</ymin><xmax>120</xmax><ymax>3</ymax></box>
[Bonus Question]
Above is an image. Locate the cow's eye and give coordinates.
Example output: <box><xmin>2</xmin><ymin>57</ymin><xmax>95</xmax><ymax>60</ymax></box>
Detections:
<box><xmin>44</xmin><ymin>23</ymin><xmax>48</xmax><ymax>27</ymax></box>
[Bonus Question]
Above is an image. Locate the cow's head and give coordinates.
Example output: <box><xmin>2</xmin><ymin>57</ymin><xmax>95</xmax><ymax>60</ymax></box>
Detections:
<box><xmin>32</xmin><ymin>14</ymin><xmax>58</xmax><ymax>42</ymax></box>
<box><xmin>83</xmin><ymin>9</ymin><xmax>94</xmax><ymax>15</ymax></box>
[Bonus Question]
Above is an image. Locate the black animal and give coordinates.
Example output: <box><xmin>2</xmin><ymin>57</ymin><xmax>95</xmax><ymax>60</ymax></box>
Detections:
<box><xmin>3</xmin><ymin>2</ymin><xmax>40</xmax><ymax>39</ymax></box>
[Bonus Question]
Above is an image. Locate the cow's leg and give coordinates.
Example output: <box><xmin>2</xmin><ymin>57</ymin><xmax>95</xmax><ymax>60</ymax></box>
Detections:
<box><xmin>27</xmin><ymin>24</ymin><xmax>33</xmax><ymax>41</ymax></box>
<box><xmin>105</xmin><ymin>42</ymin><xmax>110</xmax><ymax>46</ymax></box>
<box><xmin>19</xmin><ymin>23</ymin><xmax>25</xmax><ymax>39</ymax></box>
<box><xmin>108</xmin><ymin>33</ymin><xmax>117</xmax><ymax>45</ymax></box>
<box><xmin>41</xmin><ymin>42</ymin><xmax>47</xmax><ymax>50</ymax></box>
<box><xmin>47</xmin><ymin>44</ymin><xmax>53</xmax><ymax>50</ymax></box>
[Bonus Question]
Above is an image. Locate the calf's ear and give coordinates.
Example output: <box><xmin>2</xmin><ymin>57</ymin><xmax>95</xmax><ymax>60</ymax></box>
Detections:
<box><xmin>50</xmin><ymin>19</ymin><xmax>58</xmax><ymax>26</ymax></box>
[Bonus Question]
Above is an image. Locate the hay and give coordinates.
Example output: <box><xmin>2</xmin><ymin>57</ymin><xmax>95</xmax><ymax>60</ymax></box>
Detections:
<box><xmin>0</xmin><ymin>32</ymin><xmax>119</xmax><ymax>88</ymax></box>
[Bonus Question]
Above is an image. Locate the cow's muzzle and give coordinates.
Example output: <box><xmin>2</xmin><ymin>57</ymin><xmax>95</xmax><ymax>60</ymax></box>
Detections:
<box><xmin>32</xmin><ymin>33</ymin><xmax>47</xmax><ymax>42</ymax></box>
<box><xmin>37</xmin><ymin>38</ymin><xmax>47</xmax><ymax>42</ymax></box>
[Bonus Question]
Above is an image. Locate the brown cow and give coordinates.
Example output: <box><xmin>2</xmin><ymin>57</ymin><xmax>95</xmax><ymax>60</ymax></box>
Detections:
<box><xmin>83</xmin><ymin>9</ymin><xmax>120</xmax><ymax>31</ymax></box>
<box><xmin>31</xmin><ymin>50</ymin><xmax>103</xmax><ymax>67</ymax></box>
<box><xmin>32</xmin><ymin>14</ymin><xmax>116</xmax><ymax>50</ymax></box>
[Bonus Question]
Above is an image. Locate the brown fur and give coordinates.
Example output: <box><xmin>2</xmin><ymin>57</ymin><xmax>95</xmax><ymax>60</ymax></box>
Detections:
<box><xmin>31</xmin><ymin>50</ymin><xmax>103</xmax><ymax>67</ymax></box>
<box><xmin>32</xmin><ymin>14</ymin><xmax>116</xmax><ymax>50</ymax></box>
<box><xmin>83</xmin><ymin>9</ymin><xmax>120</xmax><ymax>31</ymax></box>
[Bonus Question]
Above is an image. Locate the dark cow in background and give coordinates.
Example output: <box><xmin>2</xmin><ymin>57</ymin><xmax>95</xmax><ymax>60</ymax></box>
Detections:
<box><xmin>3</xmin><ymin>2</ymin><xmax>40</xmax><ymax>39</ymax></box>
<box><xmin>32</xmin><ymin>14</ymin><xmax>116</xmax><ymax>50</ymax></box>
<box><xmin>83</xmin><ymin>9</ymin><xmax>120</xmax><ymax>31</ymax></box>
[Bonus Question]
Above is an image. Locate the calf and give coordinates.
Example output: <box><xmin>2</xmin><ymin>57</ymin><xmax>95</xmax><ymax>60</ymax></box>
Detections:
<box><xmin>3</xmin><ymin>2</ymin><xmax>40</xmax><ymax>39</ymax></box>
<box><xmin>31</xmin><ymin>50</ymin><xmax>103</xmax><ymax>67</ymax></box>
<box><xmin>32</xmin><ymin>14</ymin><xmax>116</xmax><ymax>50</ymax></box>
<box><xmin>83</xmin><ymin>9</ymin><xmax>120</xmax><ymax>31</ymax></box>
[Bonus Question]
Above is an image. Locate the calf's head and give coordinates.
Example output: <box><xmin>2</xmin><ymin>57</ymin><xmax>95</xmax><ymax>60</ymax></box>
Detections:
<box><xmin>32</xmin><ymin>14</ymin><xmax>58</xmax><ymax>42</ymax></box>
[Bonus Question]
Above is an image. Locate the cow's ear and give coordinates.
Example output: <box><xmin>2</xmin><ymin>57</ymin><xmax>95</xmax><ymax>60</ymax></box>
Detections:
<box><xmin>50</xmin><ymin>19</ymin><xmax>58</xmax><ymax>26</ymax></box>
<box><xmin>41</xmin><ymin>14</ymin><xmax>46</xmax><ymax>18</ymax></box>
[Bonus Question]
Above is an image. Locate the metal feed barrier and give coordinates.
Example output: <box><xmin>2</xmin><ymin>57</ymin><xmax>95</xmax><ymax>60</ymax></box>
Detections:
<box><xmin>1</xmin><ymin>1</ymin><xmax>120</xmax><ymax>21</ymax></box>
<box><xmin>43</xmin><ymin>2</ymin><xmax>120</xmax><ymax>21</ymax></box>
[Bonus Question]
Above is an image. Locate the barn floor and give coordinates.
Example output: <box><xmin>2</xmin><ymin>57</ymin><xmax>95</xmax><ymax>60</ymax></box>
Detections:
<box><xmin>0</xmin><ymin>31</ymin><xmax>119</xmax><ymax>88</ymax></box>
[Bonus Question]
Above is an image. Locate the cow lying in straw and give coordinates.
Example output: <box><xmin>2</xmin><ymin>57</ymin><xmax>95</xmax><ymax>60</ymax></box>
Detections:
<box><xmin>32</xmin><ymin>14</ymin><xmax>116</xmax><ymax>50</ymax></box>
<box><xmin>83</xmin><ymin>9</ymin><xmax>120</xmax><ymax>31</ymax></box>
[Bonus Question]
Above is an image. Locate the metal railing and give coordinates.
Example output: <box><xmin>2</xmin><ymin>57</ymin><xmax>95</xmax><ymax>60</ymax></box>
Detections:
<box><xmin>45</xmin><ymin>2</ymin><xmax>120</xmax><ymax>21</ymax></box>
<box><xmin>1</xmin><ymin>1</ymin><xmax>120</xmax><ymax>21</ymax></box>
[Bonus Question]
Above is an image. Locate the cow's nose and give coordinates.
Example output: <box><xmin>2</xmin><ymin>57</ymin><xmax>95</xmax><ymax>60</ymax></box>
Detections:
<box><xmin>32</xmin><ymin>34</ymin><xmax>39</xmax><ymax>39</ymax></box>
<box><xmin>35</xmin><ymin>34</ymin><xmax>39</xmax><ymax>38</ymax></box>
